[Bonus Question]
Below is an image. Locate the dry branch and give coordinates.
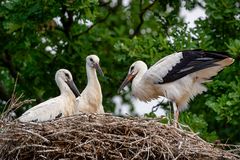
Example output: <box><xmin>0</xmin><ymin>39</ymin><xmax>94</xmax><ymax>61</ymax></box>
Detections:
<box><xmin>0</xmin><ymin>113</ymin><xmax>240</xmax><ymax>160</ymax></box>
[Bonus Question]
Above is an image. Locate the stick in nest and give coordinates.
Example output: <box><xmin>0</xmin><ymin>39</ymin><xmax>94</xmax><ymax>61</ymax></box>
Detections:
<box><xmin>0</xmin><ymin>74</ymin><xmax>35</xmax><ymax>122</ymax></box>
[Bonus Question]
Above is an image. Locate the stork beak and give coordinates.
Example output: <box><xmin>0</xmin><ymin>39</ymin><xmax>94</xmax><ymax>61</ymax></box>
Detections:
<box><xmin>94</xmin><ymin>63</ymin><xmax>104</xmax><ymax>76</ymax></box>
<box><xmin>118</xmin><ymin>73</ymin><xmax>135</xmax><ymax>93</ymax></box>
<box><xmin>67</xmin><ymin>80</ymin><xmax>81</xmax><ymax>98</ymax></box>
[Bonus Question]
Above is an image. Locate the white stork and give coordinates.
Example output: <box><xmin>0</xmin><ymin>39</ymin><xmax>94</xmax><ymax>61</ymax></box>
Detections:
<box><xmin>18</xmin><ymin>69</ymin><xmax>81</xmax><ymax>122</ymax></box>
<box><xmin>118</xmin><ymin>50</ymin><xmax>234</xmax><ymax>127</ymax></box>
<box><xmin>76</xmin><ymin>55</ymin><xmax>105</xmax><ymax>114</ymax></box>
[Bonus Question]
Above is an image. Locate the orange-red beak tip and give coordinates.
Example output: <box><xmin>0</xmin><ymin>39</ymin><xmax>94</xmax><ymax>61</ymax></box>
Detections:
<box><xmin>118</xmin><ymin>74</ymin><xmax>134</xmax><ymax>94</ymax></box>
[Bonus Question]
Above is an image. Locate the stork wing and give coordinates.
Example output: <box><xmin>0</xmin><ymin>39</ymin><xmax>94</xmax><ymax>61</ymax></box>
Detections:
<box><xmin>18</xmin><ymin>96</ymin><xmax>65</xmax><ymax>122</ymax></box>
<box><xmin>144</xmin><ymin>50</ymin><xmax>230</xmax><ymax>84</ymax></box>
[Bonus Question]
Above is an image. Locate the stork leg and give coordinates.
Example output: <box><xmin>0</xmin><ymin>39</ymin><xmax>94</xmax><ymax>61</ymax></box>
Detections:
<box><xmin>173</xmin><ymin>102</ymin><xmax>179</xmax><ymax>128</ymax></box>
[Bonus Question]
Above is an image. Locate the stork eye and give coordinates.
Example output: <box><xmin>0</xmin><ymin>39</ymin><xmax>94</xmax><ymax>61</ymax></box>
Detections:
<box><xmin>65</xmin><ymin>73</ymin><xmax>70</xmax><ymax>79</ymax></box>
<box><xmin>130</xmin><ymin>66</ymin><xmax>134</xmax><ymax>72</ymax></box>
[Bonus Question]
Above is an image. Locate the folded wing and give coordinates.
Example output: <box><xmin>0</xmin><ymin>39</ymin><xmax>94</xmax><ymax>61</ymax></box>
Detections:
<box><xmin>18</xmin><ymin>97</ymin><xmax>64</xmax><ymax>122</ymax></box>
<box><xmin>144</xmin><ymin>50</ymin><xmax>233</xmax><ymax>84</ymax></box>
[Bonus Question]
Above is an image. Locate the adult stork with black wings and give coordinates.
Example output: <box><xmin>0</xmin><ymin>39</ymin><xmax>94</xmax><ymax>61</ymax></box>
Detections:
<box><xmin>118</xmin><ymin>50</ymin><xmax>234</xmax><ymax>127</ymax></box>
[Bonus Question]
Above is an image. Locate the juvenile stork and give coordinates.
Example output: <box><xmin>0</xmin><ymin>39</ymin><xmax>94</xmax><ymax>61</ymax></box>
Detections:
<box><xmin>118</xmin><ymin>50</ymin><xmax>234</xmax><ymax>127</ymax></box>
<box><xmin>18</xmin><ymin>69</ymin><xmax>81</xmax><ymax>122</ymax></box>
<box><xmin>76</xmin><ymin>55</ymin><xmax>104</xmax><ymax>114</ymax></box>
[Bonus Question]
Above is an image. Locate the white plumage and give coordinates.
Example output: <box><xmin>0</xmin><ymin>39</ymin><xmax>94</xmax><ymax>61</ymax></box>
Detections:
<box><xmin>119</xmin><ymin>50</ymin><xmax>234</xmax><ymax>127</ymax></box>
<box><xmin>76</xmin><ymin>55</ymin><xmax>104</xmax><ymax>114</ymax></box>
<box><xmin>18</xmin><ymin>69</ymin><xmax>81</xmax><ymax>122</ymax></box>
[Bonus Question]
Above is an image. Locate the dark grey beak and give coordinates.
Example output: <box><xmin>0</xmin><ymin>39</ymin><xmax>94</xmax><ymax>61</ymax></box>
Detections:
<box><xmin>94</xmin><ymin>63</ymin><xmax>104</xmax><ymax>76</ymax></box>
<box><xmin>67</xmin><ymin>80</ymin><xmax>81</xmax><ymax>97</ymax></box>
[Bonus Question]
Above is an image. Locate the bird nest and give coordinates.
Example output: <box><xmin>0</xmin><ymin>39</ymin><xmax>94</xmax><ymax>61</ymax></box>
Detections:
<box><xmin>0</xmin><ymin>113</ymin><xmax>239</xmax><ymax>160</ymax></box>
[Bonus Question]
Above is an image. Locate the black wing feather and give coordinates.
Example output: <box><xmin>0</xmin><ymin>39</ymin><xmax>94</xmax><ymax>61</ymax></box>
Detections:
<box><xmin>159</xmin><ymin>50</ymin><xmax>229</xmax><ymax>84</ymax></box>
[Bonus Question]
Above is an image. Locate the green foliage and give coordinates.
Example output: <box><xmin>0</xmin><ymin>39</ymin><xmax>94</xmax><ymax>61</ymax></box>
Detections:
<box><xmin>144</xmin><ymin>112</ymin><xmax>157</xmax><ymax>118</ymax></box>
<box><xmin>180</xmin><ymin>112</ymin><xmax>218</xmax><ymax>142</ymax></box>
<box><xmin>0</xmin><ymin>0</ymin><xmax>239</xmax><ymax>143</ymax></box>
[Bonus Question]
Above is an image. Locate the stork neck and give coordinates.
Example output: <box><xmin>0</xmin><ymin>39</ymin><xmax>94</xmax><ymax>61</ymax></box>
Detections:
<box><xmin>86</xmin><ymin>64</ymin><xmax>100</xmax><ymax>87</ymax></box>
<box><xmin>57</xmin><ymin>79</ymin><xmax>74</xmax><ymax>97</ymax></box>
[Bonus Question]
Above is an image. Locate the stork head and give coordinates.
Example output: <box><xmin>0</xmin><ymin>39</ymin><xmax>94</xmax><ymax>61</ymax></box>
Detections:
<box><xmin>86</xmin><ymin>55</ymin><xmax>104</xmax><ymax>76</ymax></box>
<box><xmin>118</xmin><ymin>61</ymin><xmax>147</xmax><ymax>93</ymax></box>
<box><xmin>55</xmin><ymin>69</ymin><xmax>81</xmax><ymax>97</ymax></box>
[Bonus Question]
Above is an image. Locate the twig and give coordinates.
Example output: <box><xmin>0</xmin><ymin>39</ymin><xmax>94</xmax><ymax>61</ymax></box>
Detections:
<box><xmin>70</xmin><ymin>139</ymin><xmax>95</xmax><ymax>151</ymax></box>
<box><xmin>20</xmin><ymin>128</ymin><xmax>50</xmax><ymax>144</ymax></box>
<box><xmin>37</xmin><ymin>149</ymin><xmax>61</xmax><ymax>153</ymax></box>
<box><xmin>131</xmin><ymin>147</ymin><xmax>152</xmax><ymax>160</ymax></box>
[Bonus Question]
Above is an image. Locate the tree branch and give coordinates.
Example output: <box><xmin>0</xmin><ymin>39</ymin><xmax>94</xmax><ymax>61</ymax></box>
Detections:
<box><xmin>2</xmin><ymin>51</ymin><xmax>18</xmax><ymax>79</ymax></box>
<box><xmin>131</xmin><ymin>0</ymin><xmax>158</xmax><ymax>38</ymax></box>
<box><xmin>73</xmin><ymin>12</ymin><xmax>111</xmax><ymax>38</ymax></box>
<box><xmin>98</xmin><ymin>0</ymin><xmax>111</xmax><ymax>7</ymax></box>
<box><xmin>0</xmin><ymin>82</ymin><xmax>10</xmax><ymax>101</ymax></box>
<box><xmin>60</xmin><ymin>4</ymin><xmax>74</xmax><ymax>39</ymax></box>
<box><xmin>0</xmin><ymin>51</ymin><xmax>43</xmax><ymax>104</ymax></box>
<box><xmin>73</xmin><ymin>0</ymin><xmax>122</xmax><ymax>38</ymax></box>
<box><xmin>197</xmin><ymin>2</ymin><xmax>205</xmax><ymax>9</ymax></box>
